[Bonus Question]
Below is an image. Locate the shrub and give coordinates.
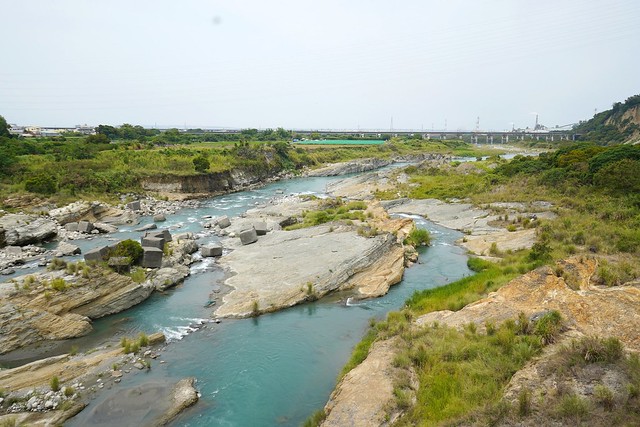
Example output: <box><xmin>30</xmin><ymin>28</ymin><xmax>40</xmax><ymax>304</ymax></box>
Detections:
<box><xmin>50</xmin><ymin>376</ymin><xmax>60</xmax><ymax>392</ymax></box>
<box><xmin>111</xmin><ymin>239</ymin><xmax>143</xmax><ymax>265</ymax></box>
<box><xmin>193</xmin><ymin>155</ymin><xmax>210</xmax><ymax>173</ymax></box>
<box><xmin>404</xmin><ymin>228</ymin><xmax>431</xmax><ymax>247</ymax></box>
<box><xmin>593</xmin><ymin>384</ymin><xmax>615</xmax><ymax>410</ymax></box>
<box><xmin>555</xmin><ymin>394</ymin><xmax>589</xmax><ymax>420</ymax></box>
<box><xmin>25</xmin><ymin>173</ymin><xmax>57</xmax><ymax>194</ymax></box>
<box><xmin>138</xmin><ymin>332</ymin><xmax>149</xmax><ymax>347</ymax></box>
<box><xmin>50</xmin><ymin>278</ymin><xmax>68</xmax><ymax>292</ymax></box>
<box><xmin>532</xmin><ymin>310</ymin><xmax>563</xmax><ymax>344</ymax></box>
<box><xmin>518</xmin><ymin>388</ymin><xmax>531</xmax><ymax>416</ymax></box>
<box><xmin>63</xmin><ymin>386</ymin><xmax>75</xmax><ymax>397</ymax></box>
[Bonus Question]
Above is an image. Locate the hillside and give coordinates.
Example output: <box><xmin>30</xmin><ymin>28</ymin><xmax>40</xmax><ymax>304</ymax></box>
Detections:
<box><xmin>574</xmin><ymin>94</ymin><xmax>640</xmax><ymax>145</ymax></box>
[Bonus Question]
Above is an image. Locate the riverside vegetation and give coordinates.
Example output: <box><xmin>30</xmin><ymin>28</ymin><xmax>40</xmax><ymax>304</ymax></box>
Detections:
<box><xmin>315</xmin><ymin>101</ymin><xmax>640</xmax><ymax>426</ymax></box>
<box><xmin>0</xmin><ymin>118</ymin><xmax>500</xmax><ymax>205</ymax></box>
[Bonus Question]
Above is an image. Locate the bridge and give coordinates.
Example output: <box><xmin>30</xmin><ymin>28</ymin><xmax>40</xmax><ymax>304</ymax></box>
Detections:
<box><xmin>288</xmin><ymin>128</ymin><xmax>578</xmax><ymax>143</ymax></box>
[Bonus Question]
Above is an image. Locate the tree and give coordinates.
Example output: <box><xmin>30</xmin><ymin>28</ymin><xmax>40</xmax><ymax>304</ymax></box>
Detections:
<box><xmin>86</xmin><ymin>133</ymin><xmax>110</xmax><ymax>144</ymax></box>
<box><xmin>0</xmin><ymin>115</ymin><xmax>11</xmax><ymax>138</ymax></box>
<box><xmin>25</xmin><ymin>173</ymin><xmax>57</xmax><ymax>194</ymax></box>
<box><xmin>193</xmin><ymin>155</ymin><xmax>210</xmax><ymax>173</ymax></box>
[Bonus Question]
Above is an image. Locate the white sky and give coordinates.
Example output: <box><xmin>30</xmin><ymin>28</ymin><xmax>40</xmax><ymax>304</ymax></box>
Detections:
<box><xmin>1</xmin><ymin>0</ymin><xmax>639</xmax><ymax>131</ymax></box>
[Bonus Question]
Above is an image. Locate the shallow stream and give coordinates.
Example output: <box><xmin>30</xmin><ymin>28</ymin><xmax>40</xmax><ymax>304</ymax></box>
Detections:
<box><xmin>8</xmin><ymin>172</ymin><xmax>473</xmax><ymax>426</ymax></box>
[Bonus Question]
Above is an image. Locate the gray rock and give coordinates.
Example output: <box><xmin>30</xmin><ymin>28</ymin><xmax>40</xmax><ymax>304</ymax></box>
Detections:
<box><xmin>55</xmin><ymin>241</ymin><xmax>81</xmax><ymax>256</ymax></box>
<box><xmin>153</xmin><ymin>214</ymin><xmax>167</xmax><ymax>222</ymax></box>
<box><xmin>253</xmin><ymin>222</ymin><xmax>268</xmax><ymax>236</ymax></box>
<box><xmin>94</xmin><ymin>222</ymin><xmax>118</xmax><ymax>233</ymax></box>
<box><xmin>5</xmin><ymin>246</ymin><xmax>22</xmax><ymax>257</ymax></box>
<box><xmin>142</xmin><ymin>247</ymin><xmax>163</xmax><ymax>268</ymax></box>
<box><xmin>84</xmin><ymin>246</ymin><xmax>109</xmax><ymax>262</ymax></box>
<box><xmin>216</xmin><ymin>216</ymin><xmax>231</xmax><ymax>229</ymax></box>
<box><xmin>135</xmin><ymin>223</ymin><xmax>157</xmax><ymax>232</ymax></box>
<box><xmin>0</xmin><ymin>214</ymin><xmax>58</xmax><ymax>246</ymax></box>
<box><xmin>201</xmin><ymin>244</ymin><xmax>223</xmax><ymax>257</ymax></box>
<box><xmin>126</xmin><ymin>200</ymin><xmax>141</xmax><ymax>211</ymax></box>
<box><xmin>174</xmin><ymin>232</ymin><xmax>193</xmax><ymax>240</ymax></box>
<box><xmin>141</xmin><ymin>236</ymin><xmax>165</xmax><ymax>250</ymax></box>
<box><xmin>65</xmin><ymin>222</ymin><xmax>79</xmax><ymax>232</ymax></box>
<box><xmin>77</xmin><ymin>220</ymin><xmax>94</xmax><ymax>233</ymax></box>
<box><xmin>238</xmin><ymin>228</ymin><xmax>258</xmax><ymax>245</ymax></box>
<box><xmin>44</xmin><ymin>400</ymin><xmax>54</xmax><ymax>409</ymax></box>
<box><xmin>134</xmin><ymin>362</ymin><xmax>145</xmax><ymax>370</ymax></box>
<box><xmin>279</xmin><ymin>217</ymin><xmax>298</xmax><ymax>228</ymax></box>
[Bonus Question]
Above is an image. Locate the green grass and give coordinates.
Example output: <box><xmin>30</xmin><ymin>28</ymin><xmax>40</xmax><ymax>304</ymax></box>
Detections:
<box><xmin>285</xmin><ymin>199</ymin><xmax>368</xmax><ymax>230</ymax></box>
<box><xmin>392</xmin><ymin>317</ymin><xmax>551</xmax><ymax>426</ymax></box>
<box><xmin>405</xmin><ymin>257</ymin><xmax>522</xmax><ymax>315</ymax></box>
<box><xmin>338</xmin><ymin>327</ymin><xmax>378</xmax><ymax>380</ymax></box>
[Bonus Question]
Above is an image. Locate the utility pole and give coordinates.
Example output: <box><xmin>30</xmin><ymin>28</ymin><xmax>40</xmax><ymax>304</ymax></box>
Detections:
<box><xmin>475</xmin><ymin>116</ymin><xmax>480</xmax><ymax>132</ymax></box>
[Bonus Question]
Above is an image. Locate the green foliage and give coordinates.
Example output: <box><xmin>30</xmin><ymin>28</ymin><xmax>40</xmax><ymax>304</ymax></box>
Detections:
<box><xmin>111</xmin><ymin>239</ymin><xmax>143</xmax><ymax>265</ymax></box>
<box><xmin>531</xmin><ymin>310</ymin><xmax>563</xmax><ymax>344</ymax></box>
<box><xmin>558</xmin><ymin>336</ymin><xmax>624</xmax><ymax>366</ymax></box>
<box><xmin>50</xmin><ymin>278</ymin><xmax>68</xmax><ymax>292</ymax></box>
<box><xmin>302</xmin><ymin>410</ymin><xmax>327</xmax><ymax>427</ymax></box>
<box><xmin>86</xmin><ymin>133</ymin><xmax>110</xmax><ymax>144</ymax></box>
<box><xmin>192</xmin><ymin>155</ymin><xmax>210</xmax><ymax>173</ymax></box>
<box><xmin>403</xmin><ymin>228</ymin><xmax>431</xmax><ymax>247</ymax></box>
<box><xmin>25</xmin><ymin>172</ymin><xmax>57</xmax><ymax>194</ymax></box>
<box><xmin>285</xmin><ymin>198</ymin><xmax>367</xmax><ymax>230</ymax></box>
<box><xmin>554</xmin><ymin>394</ymin><xmax>589</xmax><ymax>420</ymax></box>
<box><xmin>128</xmin><ymin>267</ymin><xmax>147</xmax><ymax>283</ymax></box>
<box><xmin>393</xmin><ymin>318</ymin><xmax>544</xmax><ymax>425</ymax></box>
<box><xmin>50</xmin><ymin>376</ymin><xmax>60</xmax><ymax>392</ymax></box>
<box><xmin>138</xmin><ymin>332</ymin><xmax>149</xmax><ymax>347</ymax></box>
<box><xmin>338</xmin><ymin>327</ymin><xmax>378</xmax><ymax>380</ymax></box>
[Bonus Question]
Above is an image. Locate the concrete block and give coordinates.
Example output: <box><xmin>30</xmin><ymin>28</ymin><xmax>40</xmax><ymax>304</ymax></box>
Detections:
<box><xmin>216</xmin><ymin>216</ymin><xmax>231</xmax><ymax>229</ymax></box>
<box><xmin>64</xmin><ymin>222</ymin><xmax>79</xmax><ymax>232</ymax></box>
<box><xmin>253</xmin><ymin>222</ymin><xmax>268</xmax><ymax>236</ymax></box>
<box><xmin>78</xmin><ymin>220</ymin><xmax>94</xmax><ymax>233</ymax></box>
<box><xmin>126</xmin><ymin>200</ymin><xmax>141</xmax><ymax>211</ymax></box>
<box><xmin>84</xmin><ymin>246</ymin><xmax>109</xmax><ymax>263</ymax></box>
<box><xmin>142</xmin><ymin>247</ymin><xmax>163</xmax><ymax>268</ymax></box>
<box><xmin>153</xmin><ymin>214</ymin><xmax>166</xmax><ymax>222</ymax></box>
<box><xmin>239</xmin><ymin>227</ymin><xmax>258</xmax><ymax>245</ymax></box>
<box><xmin>141</xmin><ymin>236</ymin><xmax>165</xmax><ymax>250</ymax></box>
<box><xmin>201</xmin><ymin>243</ymin><xmax>223</xmax><ymax>257</ymax></box>
<box><xmin>149</xmin><ymin>229</ymin><xmax>172</xmax><ymax>242</ymax></box>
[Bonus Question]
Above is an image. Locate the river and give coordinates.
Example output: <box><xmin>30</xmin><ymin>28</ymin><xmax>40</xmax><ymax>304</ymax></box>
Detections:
<box><xmin>19</xmin><ymin>173</ymin><xmax>472</xmax><ymax>426</ymax></box>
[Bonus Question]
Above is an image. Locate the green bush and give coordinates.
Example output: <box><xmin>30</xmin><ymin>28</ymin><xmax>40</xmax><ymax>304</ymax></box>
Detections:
<box><xmin>50</xmin><ymin>376</ymin><xmax>60</xmax><ymax>392</ymax></box>
<box><xmin>192</xmin><ymin>155</ymin><xmax>210</xmax><ymax>173</ymax></box>
<box><xmin>404</xmin><ymin>228</ymin><xmax>431</xmax><ymax>247</ymax></box>
<box><xmin>111</xmin><ymin>239</ymin><xmax>143</xmax><ymax>265</ymax></box>
<box><xmin>25</xmin><ymin>173</ymin><xmax>57</xmax><ymax>194</ymax></box>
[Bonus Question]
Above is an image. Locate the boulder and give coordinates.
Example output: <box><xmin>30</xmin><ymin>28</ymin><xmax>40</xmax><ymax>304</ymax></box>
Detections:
<box><xmin>216</xmin><ymin>216</ymin><xmax>231</xmax><ymax>229</ymax></box>
<box><xmin>142</xmin><ymin>247</ymin><xmax>163</xmax><ymax>268</ymax></box>
<box><xmin>153</xmin><ymin>214</ymin><xmax>167</xmax><ymax>222</ymax></box>
<box><xmin>84</xmin><ymin>246</ymin><xmax>109</xmax><ymax>263</ymax></box>
<box><xmin>201</xmin><ymin>243</ymin><xmax>223</xmax><ymax>257</ymax></box>
<box><xmin>0</xmin><ymin>214</ymin><xmax>58</xmax><ymax>246</ymax></box>
<box><xmin>93</xmin><ymin>222</ymin><xmax>118</xmax><ymax>233</ymax></box>
<box><xmin>279</xmin><ymin>217</ymin><xmax>298</xmax><ymax>228</ymax></box>
<box><xmin>64</xmin><ymin>222</ymin><xmax>79</xmax><ymax>232</ymax></box>
<box><xmin>126</xmin><ymin>200</ymin><xmax>141</xmax><ymax>211</ymax></box>
<box><xmin>141</xmin><ymin>236</ymin><xmax>165</xmax><ymax>250</ymax></box>
<box><xmin>5</xmin><ymin>246</ymin><xmax>22</xmax><ymax>257</ymax></box>
<box><xmin>253</xmin><ymin>222</ymin><xmax>268</xmax><ymax>236</ymax></box>
<box><xmin>77</xmin><ymin>221</ymin><xmax>94</xmax><ymax>234</ymax></box>
<box><xmin>238</xmin><ymin>227</ymin><xmax>258</xmax><ymax>245</ymax></box>
<box><xmin>48</xmin><ymin>201</ymin><xmax>94</xmax><ymax>225</ymax></box>
<box><xmin>135</xmin><ymin>223</ymin><xmax>157</xmax><ymax>232</ymax></box>
<box><xmin>55</xmin><ymin>241</ymin><xmax>81</xmax><ymax>257</ymax></box>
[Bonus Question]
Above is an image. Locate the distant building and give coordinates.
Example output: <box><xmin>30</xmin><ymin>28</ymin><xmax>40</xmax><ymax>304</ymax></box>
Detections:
<box><xmin>74</xmin><ymin>124</ymin><xmax>95</xmax><ymax>135</ymax></box>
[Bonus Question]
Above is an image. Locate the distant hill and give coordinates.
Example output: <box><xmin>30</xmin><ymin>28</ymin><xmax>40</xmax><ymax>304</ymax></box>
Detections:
<box><xmin>574</xmin><ymin>94</ymin><xmax>640</xmax><ymax>145</ymax></box>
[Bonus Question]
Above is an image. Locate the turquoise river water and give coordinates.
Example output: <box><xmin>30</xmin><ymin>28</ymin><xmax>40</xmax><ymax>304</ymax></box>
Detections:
<box><xmin>11</xmin><ymin>173</ymin><xmax>472</xmax><ymax>426</ymax></box>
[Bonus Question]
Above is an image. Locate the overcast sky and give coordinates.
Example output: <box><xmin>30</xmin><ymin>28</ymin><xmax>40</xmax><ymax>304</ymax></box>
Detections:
<box><xmin>1</xmin><ymin>0</ymin><xmax>639</xmax><ymax>131</ymax></box>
